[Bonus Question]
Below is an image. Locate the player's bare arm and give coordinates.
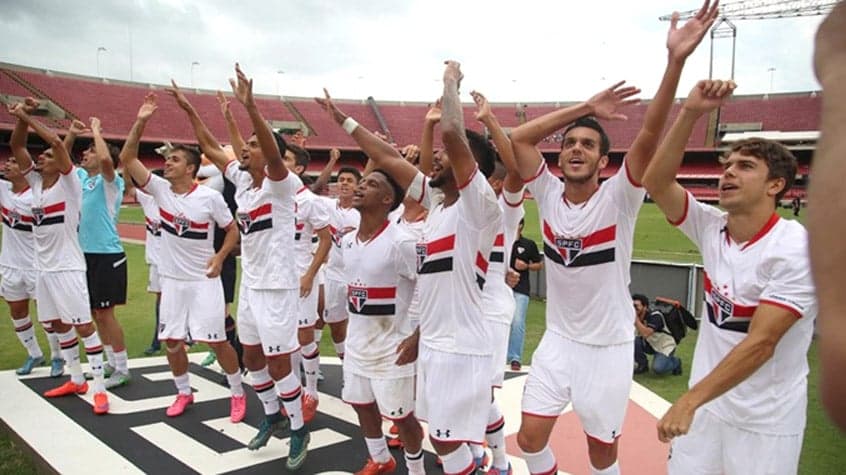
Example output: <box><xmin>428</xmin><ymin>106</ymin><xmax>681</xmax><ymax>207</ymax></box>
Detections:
<box><xmin>626</xmin><ymin>0</ymin><xmax>719</xmax><ymax>184</ymax></box>
<box><xmin>301</xmin><ymin>226</ymin><xmax>332</xmax><ymax>298</ymax></box>
<box><xmin>509</xmin><ymin>82</ymin><xmax>640</xmax><ymax>180</ymax></box>
<box><xmin>809</xmin><ymin>0</ymin><xmax>846</xmax><ymax>431</ymax></box>
<box><xmin>419</xmin><ymin>98</ymin><xmax>441</xmax><ymax>176</ymax></box>
<box><xmin>62</xmin><ymin>119</ymin><xmax>89</xmax><ymax>154</ymax></box>
<box><xmin>9</xmin><ymin>99</ymin><xmax>74</xmax><ymax>174</ymax></box>
<box><xmin>89</xmin><ymin>117</ymin><xmax>117</xmax><ymax>182</ymax></box>
<box><xmin>471</xmin><ymin>90</ymin><xmax>522</xmax><ymax>193</ymax></box>
<box><xmin>657</xmin><ymin>303</ymin><xmax>799</xmax><ymax>442</ymax></box>
<box><xmin>312</xmin><ymin>147</ymin><xmax>340</xmax><ymax>193</ymax></box>
<box><xmin>165</xmin><ymin>80</ymin><xmax>230</xmax><ymax>171</ymax></box>
<box><xmin>119</xmin><ymin>93</ymin><xmax>157</xmax><ymax>187</ymax></box>
<box><xmin>217</xmin><ymin>90</ymin><xmax>246</xmax><ymax>155</ymax></box>
<box><xmin>439</xmin><ymin>60</ymin><xmax>477</xmax><ymax>187</ymax></box>
<box><xmin>8</xmin><ymin>102</ymin><xmax>35</xmax><ymax>172</ymax></box>
<box><xmin>206</xmin><ymin>222</ymin><xmax>239</xmax><ymax>278</ymax></box>
<box><xmin>395</xmin><ymin>327</ymin><xmax>420</xmax><ymax>366</ymax></box>
<box><xmin>315</xmin><ymin>88</ymin><xmax>418</xmax><ymax>189</ymax></box>
<box><xmin>642</xmin><ymin>80</ymin><xmax>736</xmax><ymax>224</ymax></box>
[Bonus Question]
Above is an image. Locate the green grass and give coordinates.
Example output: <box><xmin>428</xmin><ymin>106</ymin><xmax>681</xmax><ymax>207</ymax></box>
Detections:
<box><xmin>0</xmin><ymin>203</ymin><xmax>838</xmax><ymax>474</ymax></box>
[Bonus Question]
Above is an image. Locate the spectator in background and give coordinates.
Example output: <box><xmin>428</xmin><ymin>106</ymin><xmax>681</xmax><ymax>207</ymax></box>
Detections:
<box><xmin>507</xmin><ymin>218</ymin><xmax>542</xmax><ymax>371</ymax></box>
<box><xmin>633</xmin><ymin>294</ymin><xmax>682</xmax><ymax>376</ymax></box>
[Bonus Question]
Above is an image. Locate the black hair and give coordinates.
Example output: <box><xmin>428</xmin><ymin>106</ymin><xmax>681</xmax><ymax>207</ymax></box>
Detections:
<box><xmin>726</xmin><ymin>138</ymin><xmax>797</xmax><ymax>203</ymax></box>
<box><xmin>337</xmin><ymin>166</ymin><xmax>362</xmax><ymax>182</ymax></box>
<box><xmin>371</xmin><ymin>168</ymin><xmax>404</xmax><ymax>211</ymax></box>
<box><xmin>170</xmin><ymin>144</ymin><xmax>202</xmax><ymax>178</ymax></box>
<box><xmin>465</xmin><ymin>129</ymin><xmax>497</xmax><ymax>178</ymax></box>
<box><xmin>287</xmin><ymin>143</ymin><xmax>310</xmax><ymax>172</ymax></box>
<box><xmin>632</xmin><ymin>294</ymin><xmax>649</xmax><ymax>307</ymax></box>
<box><xmin>562</xmin><ymin>116</ymin><xmax>611</xmax><ymax>156</ymax></box>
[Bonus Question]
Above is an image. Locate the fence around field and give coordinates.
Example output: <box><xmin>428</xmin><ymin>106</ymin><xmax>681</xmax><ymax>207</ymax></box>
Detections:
<box><xmin>529</xmin><ymin>259</ymin><xmax>705</xmax><ymax>317</ymax></box>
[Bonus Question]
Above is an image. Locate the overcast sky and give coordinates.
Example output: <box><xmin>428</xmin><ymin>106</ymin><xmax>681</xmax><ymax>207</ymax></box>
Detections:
<box><xmin>0</xmin><ymin>0</ymin><xmax>826</xmax><ymax>103</ymax></box>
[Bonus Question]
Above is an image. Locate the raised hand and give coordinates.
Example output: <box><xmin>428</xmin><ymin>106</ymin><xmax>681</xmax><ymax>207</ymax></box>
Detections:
<box><xmin>443</xmin><ymin>60</ymin><xmax>463</xmax><ymax>89</ymax></box>
<box><xmin>68</xmin><ymin>119</ymin><xmax>89</xmax><ymax>135</ymax></box>
<box><xmin>814</xmin><ymin>1</ymin><xmax>846</xmax><ymax>86</ymax></box>
<box><xmin>425</xmin><ymin>98</ymin><xmax>442</xmax><ymax>124</ymax></box>
<box><xmin>401</xmin><ymin>144</ymin><xmax>420</xmax><ymax>163</ymax></box>
<box><xmin>216</xmin><ymin>90</ymin><xmax>231</xmax><ymax>116</ymax></box>
<box><xmin>165</xmin><ymin>80</ymin><xmax>193</xmax><ymax>112</ymax></box>
<box><xmin>23</xmin><ymin>97</ymin><xmax>40</xmax><ymax>114</ymax></box>
<box><xmin>89</xmin><ymin>117</ymin><xmax>102</xmax><ymax>135</ymax></box>
<box><xmin>667</xmin><ymin>0</ymin><xmax>720</xmax><ymax>61</ymax></box>
<box><xmin>7</xmin><ymin>102</ymin><xmax>30</xmax><ymax>119</ymax></box>
<box><xmin>137</xmin><ymin>92</ymin><xmax>158</xmax><ymax>121</ymax></box>
<box><xmin>314</xmin><ymin>88</ymin><xmax>348</xmax><ymax>125</ymax></box>
<box><xmin>228</xmin><ymin>63</ymin><xmax>255</xmax><ymax>107</ymax></box>
<box><xmin>683</xmin><ymin>79</ymin><xmax>736</xmax><ymax>114</ymax></box>
<box><xmin>586</xmin><ymin>81</ymin><xmax>641</xmax><ymax>121</ymax></box>
<box><xmin>329</xmin><ymin>148</ymin><xmax>341</xmax><ymax>162</ymax></box>
<box><xmin>470</xmin><ymin>90</ymin><xmax>492</xmax><ymax>122</ymax></box>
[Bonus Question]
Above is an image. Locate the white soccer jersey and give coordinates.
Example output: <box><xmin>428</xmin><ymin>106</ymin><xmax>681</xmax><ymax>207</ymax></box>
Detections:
<box><xmin>225</xmin><ymin>162</ymin><xmax>301</xmax><ymax>290</ymax></box>
<box><xmin>342</xmin><ymin>220</ymin><xmax>417</xmax><ymax>378</ymax></box>
<box><xmin>501</xmin><ymin>188</ymin><xmax>526</xmax><ymax>267</ymax></box>
<box><xmin>480</xmin><ymin>191</ymin><xmax>526</xmax><ymax>325</ymax></box>
<box><xmin>135</xmin><ymin>189</ymin><xmax>161</xmax><ymax>266</ymax></box>
<box><xmin>23</xmin><ymin>168</ymin><xmax>86</xmax><ymax>272</ymax></box>
<box><xmin>526</xmin><ymin>161</ymin><xmax>645</xmax><ymax>346</ymax></box>
<box><xmin>395</xmin><ymin>208</ymin><xmax>426</xmax><ymax>325</ymax></box>
<box><xmin>140</xmin><ymin>174</ymin><xmax>233</xmax><ymax>281</ymax></box>
<box><xmin>325</xmin><ymin>197</ymin><xmax>360</xmax><ymax>283</ymax></box>
<box><xmin>408</xmin><ymin>169</ymin><xmax>502</xmax><ymax>355</ymax></box>
<box><xmin>0</xmin><ymin>182</ymin><xmax>35</xmax><ymax>270</ymax></box>
<box><xmin>294</xmin><ymin>186</ymin><xmax>331</xmax><ymax>273</ymax></box>
<box><xmin>675</xmin><ymin>193</ymin><xmax>817</xmax><ymax>435</ymax></box>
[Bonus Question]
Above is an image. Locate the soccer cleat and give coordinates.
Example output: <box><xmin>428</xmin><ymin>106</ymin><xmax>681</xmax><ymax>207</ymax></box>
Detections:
<box><xmin>16</xmin><ymin>355</ymin><xmax>45</xmax><ymax>376</ymax></box>
<box><xmin>355</xmin><ymin>456</ymin><xmax>397</xmax><ymax>475</ymax></box>
<box><xmin>93</xmin><ymin>392</ymin><xmax>109</xmax><ymax>415</ymax></box>
<box><xmin>44</xmin><ymin>380</ymin><xmax>88</xmax><ymax>397</ymax></box>
<box><xmin>302</xmin><ymin>393</ymin><xmax>318</xmax><ymax>423</ymax></box>
<box><xmin>50</xmin><ymin>358</ymin><xmax>65</xmax><ymax>378</ymax></box>
<box><xmin>248</xmin><ymin>412</ymin><xmax>290</xmax><ymax>451</ymax></box>
<box><xmin>166</xmin><ymin>393</ymin><xmax>194</xmax><ymax>417</ymax></box>
<box><xmin>474</xmin><ymin>454</ymin><xmax>490</xmax><ymax>473</ymax></box>
<box><xmin>386</xmin><ymin>423</ymin><xmax>403</xmax><ymax>449</ymax></box>
<box><xmin>317</xmin><ymin>368</ymin><xmax>325</xmax><ymax>382</ymax></box>
<box><xmin>104</xmin><ymin>370</ymin><xmax>132</xmax><ymax>389</ymax></box>
<box><xmin>486</xmin><ymin>464</ymin><xmax>513</xmax><ymax>475</ymax></box>
<box><xmin>230</xmin><ymin>394</ymin><xmax>247</xmax><ymax>423</ymax></box>
<box><xmin>200</xmin><ymin>352</ymin><xmax>217</xmax><ymax>367</ymax></box>
<box><xmin>286</xmin><ymin>427</ymin><xmax>310</xmax><ymax>471</ymax></box>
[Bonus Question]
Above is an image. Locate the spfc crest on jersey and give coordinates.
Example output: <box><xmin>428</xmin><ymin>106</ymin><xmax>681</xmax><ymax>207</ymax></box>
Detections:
<box><xmin>415</xmin><ymin>243</ymin><xmax>427</xmax><ymax>271</ymax></box>
<box><xmin>555</xmin><ymin>236</ymin><xmax>583</xmax><ymax>265</ymax></box>
<box><xmin>31</xmin><ymin>207</ymin><xmax>45</xmax><ymax>226</ymax></box>
<box><xmin>237</xmin><ymin>212</ymin><xmax>251</xmax><ymax>233</ymax></box>
<box><xmin>7</xmin><ymin>209</ymin><xmax>21</xmax><ymax>227</ymax></box>
<box><xmin>348</xmin><ymin>285</ymin><xmax>367</xmax><ymax>313</ymax></box>
<box><xmin>173</xmin><ymin>214</ymin><xmax>190</xmax><ymax>236</ymax></box>
<box><xmin>709</xmin><ymin>288</ymin><xmax>734</xmax><ymax>325</ymax></box>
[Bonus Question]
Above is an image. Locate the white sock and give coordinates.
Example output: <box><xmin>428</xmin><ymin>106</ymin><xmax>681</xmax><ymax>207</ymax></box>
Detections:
<box><xmin>44</xmin><ymin>324</ymin><xmax>61</xmax><ymax>359</ymax></box>
<box><xmin>591</xmin><ymin>460</ymin><xmax>620</xmax><ymax>475</ymax></box>
<box><xmin>333</xmin><ymin>340</ymin><xmax>345</xmax><ymax>359</ymax></box>
<box><xmin>226</xmin><ymin>371</ymin><xmax>245</xmax><ymax>397</ymax></box>
<box><xmin>174</xmin><ymin>373</ymin><xmax>191</xmax><ymax>395</ymax></box>
<box><xmin>523</xmin><ymin>445</ymin><xmax>557</xmax><ymax>475</ymax></box>
<box><xmin>251</xmin><ymin>367</ymin><xmax>280</xmax><ymax>415</ymax></box>
<box><xmin>114</xmin><ymin>350</ymin><xmax>128</xmax><ymax>373</ymax></box>
<box><xmin>470</xmin><ymin>442</ymin><xmax>485</xmax><ymax>460</ymax></box>
<box><xmin>81</xmin><ymin>333</ymin><xmax>105</xmax><ymax>393</ymax></box>
<box><xmin>441</xmin><ymin>444</ymin><xmax>474</xmax><ymax>475</ymax></box>
<box><xmin>104</xmin><ymin>344</ymin><xmax>116</xmax><ymax>367</ymax></box>
<box><xmin>487</xmin><ymin>401</ymin><xmax>508</xmax><ymax>469</ymax></box>
<box><xmin>291</xmin><ymin>349</ymin><xmax>302</xmax><ymax>382</ymax></box>
<box><xmin>12</xmin><ymin>317</ymin><xmax>43</xmax><ymax>358</ymax></box>
<box><xmin>314</xmin><ymin>328</ymin><xmax>323</xmax><ymax>343</ymax></box>
<box><xmin>301</xmin><ymin>342</ymin><xmax>320</xmax><ymax>397</ymax></box>
<box><xmin>365</xmin><ymin>436</ymin><xmax>391</xmax><ymax>464</ymax></box>
<box><xmin>404</xmin><ymin>449</ymin><xmax>425</xmax><ymax>475</ymax></box>
<box><xmin>277</xmin><ymin>372</ymin><xmax>304</xmax><ymax>430</ymax></box>
<box><xmin>58</xmin><ymin>330</ymin><xmax>83</xmax><ymax>384</ymax></box>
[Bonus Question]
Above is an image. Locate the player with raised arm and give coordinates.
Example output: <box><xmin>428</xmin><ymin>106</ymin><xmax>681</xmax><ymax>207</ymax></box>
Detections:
<box><xmin>8</xmin><ymin>99</ymin><xmax>110</xmax><ymax>414</ymax></box>
<box><xmin>119</xmin><ymin>93</ymin><xmax>246</xmax><ymax>422</ymax></box>
<box><xmin>509</xmin><ymin>3</ymin><xmax>717</xmax><ymax>473</ymax></box>
<box><xmin>643</xmin><ymin>79</ymin><xmax>816</xmax><ymax>475</ymax></box>
<box><xmin>316</xmin><ymin>59</ymin><xmax>502</xmax><ymax>475</ymax></box>
<box><xmin>165</xmin><ymin>65</ymin><xmax>311</xmax><ymax>469</ymax></box>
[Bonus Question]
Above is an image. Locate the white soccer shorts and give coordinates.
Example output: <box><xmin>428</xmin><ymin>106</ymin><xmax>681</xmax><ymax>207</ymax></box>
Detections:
<box><xmin>322</xmin><ymin>278</ymin><xmax>349</xmax><ymax>323</ymax></box>
<box><xmin>522</xmin><ymin>331</ymin><xmax>633</xmax><ymax>443</ymax></box>
<box><xmin>0</xmin><ymin>266</ymin><xmax>36</xmax><ymax>301</ymax></box>
<box><xmin>237</xmin><ymin>285</ymin><xmax>300</xmax><ymax>357</ymax></box>
<box><xmin>35</xmin><ymin>270</ymin><xmax>91</xmax><ymax>325</ymax></box>
<box><xmin>158</xmin><ymin>277</ymin><xmax>225</xmax><ymax>343</ymax></box>
<box><xmin>669</xmin><ymin>409</ymin><xmax>802</xmax><ymax>475</ymax></box>
<box><xmin>297</xmin><ymin>285</ymin><xmax>320</xmax><ymax>329</ymax></box>
<box><xmin>488</xmin><ymin>319</ymin><xmax>510</xmax><ymax>387</ymax></box>
<box><xmin>416</xmin><ymin>343</ymin><xmax>490</xmax><ymax>444</ymax></box>
<box><xmin>342</xmin><ymin>371</ymin><xmax>416</xmax><ymax>421</ymax></box>
<box><xmin>147</xmin><ymin>263</ymin><xmax>161</xmax><ymax>293</ymax></box>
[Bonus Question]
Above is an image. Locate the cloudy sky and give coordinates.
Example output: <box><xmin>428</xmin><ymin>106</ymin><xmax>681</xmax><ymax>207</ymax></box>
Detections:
<box><xmin>0</xmin><ymin>0</ymin><xmax>826</xmax><ymax>103</ymax></box>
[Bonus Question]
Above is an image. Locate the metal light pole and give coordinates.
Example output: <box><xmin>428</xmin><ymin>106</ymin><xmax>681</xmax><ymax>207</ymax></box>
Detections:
<box><xmin>190</xmin><ymin>61</ymin><xmax>200</xmax><ymax>88</ymax></box>
<box><xmin>96</xmin><ymin>47</ymin><xmax>107</xmax><ymax>77</ymax></box>
<box><xmin>768</xmin><ymin>67</ymin><xmax>776</xmax><ymax>94</ymax></box>
<box><xmin>276</xmin><ymin>70</ymin><xmax>285</xmax><ymax>96</ymax></box>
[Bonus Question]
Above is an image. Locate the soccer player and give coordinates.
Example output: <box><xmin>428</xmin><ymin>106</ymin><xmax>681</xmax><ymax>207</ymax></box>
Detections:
<box><xmin>808</xmin><ymin>0</ymin><xmax>846</xmax><ymax>431</ymax></box>
<box><xmin>340</xmin><ymin>169</ymin><xmax>425</xmax><ymax>475</ymax></box>
<box><xmin>508</xmin><ymin>3</ymin><xmax>717</xmax><ymax>473</ymax></box>
<box><xmin>119</xmin><ymin>93</ymin><xmax>245</xmax><ymax>421</ymax></box>
<box><xmin>8</xmin><ymin>99</ymin><xmax>110</xmax><ymax>414</ymax></box>
<box><xmin>645</xmin><ymin>80</ymin><xmax>817</xmax><ymax>475</ymax></box>
<box><xmin>1</xmin><ymin>156</ymin><xmax>63</xmax><ymax>377</ymax></box>
<box><xmin>316</xmin><ymin>59</ymin><xmax>502</xmax><ymax>475</ymax></box>
<box><xmin>66</xmin><ymin>117</ymin><xmax>131</xmax><ymax>388</ymax></box>
<box><xmin>165</xmin><ymin>66</ymin><xmax>311</xmax><ymax>469</ymax></box>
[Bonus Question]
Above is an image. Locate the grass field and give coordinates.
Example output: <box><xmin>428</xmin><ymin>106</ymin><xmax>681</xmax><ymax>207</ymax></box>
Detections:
<box><xmin>1</xmin><ymin>201</ymin><xmax>843</xmax><ymax>474</ymax></box>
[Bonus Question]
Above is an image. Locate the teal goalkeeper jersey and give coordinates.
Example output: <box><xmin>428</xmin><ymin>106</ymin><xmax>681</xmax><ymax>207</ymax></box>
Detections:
<box><xmin>76</xmin><ymin>167</ymin><xmax>124</xmax><ymax>254</ymax></box>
